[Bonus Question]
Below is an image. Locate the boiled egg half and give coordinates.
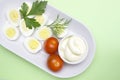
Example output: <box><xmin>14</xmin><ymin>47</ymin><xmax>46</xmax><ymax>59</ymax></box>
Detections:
<box><xmin>24</xmin><ymin>37</ymin><xmax>42</xmax><ymax>53</ymax></box>
<box><xmin>7</xmin><ymin>9</ymin><xmax>20</xmax><ymax>26</ymax></box>
<box><xmin>35</xmin><ymin>14</ymin><xmax>47</xmax><ymax>26</ymax></box>
<box><xmin>35</xmin><ymin>27</ymin><xmax>52</xmax><ymax>40</ymax></box>
<box><xmin>19</xmin><ymin>19</ymin><xmax>34</xmax><ymax>37</ymax></box>
<box><xmin>3</xmin><ymin>25</ymin><xmax>20</xmax><ymax>40</ymax></box>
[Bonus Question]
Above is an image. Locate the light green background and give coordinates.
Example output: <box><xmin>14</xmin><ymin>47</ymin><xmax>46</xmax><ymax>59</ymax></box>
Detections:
<box><xmin>0</xmin><ymin>0</ymin><xmax>120</xmax><ymax>80</ymax></box>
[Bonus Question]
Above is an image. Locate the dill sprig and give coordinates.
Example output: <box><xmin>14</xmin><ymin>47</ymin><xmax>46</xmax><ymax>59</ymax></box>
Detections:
<box><xmin>47</xmin><ymin>15</ymin><xmax>72</xmax><ymax>37</ymax></box>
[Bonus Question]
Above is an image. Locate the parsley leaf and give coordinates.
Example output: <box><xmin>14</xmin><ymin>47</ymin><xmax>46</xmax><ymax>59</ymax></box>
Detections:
<box><xmin>19</xmin><ymin>2</ymin><xmax>29</xmax><ymax>18</ymax></box>
<box><xmin>28</xmin><ymin>1</ymin><xmax>47</xmax><ymax>16</ymax></box>
<box><xmin>24</xmin><ymin>17</ymin><xmax>40</xmax><ymax>29</ymax></box>
<box><xmin>19</xmin><ymin>1</ymin><xmax>47</xmax><ymax>29</ymax></box>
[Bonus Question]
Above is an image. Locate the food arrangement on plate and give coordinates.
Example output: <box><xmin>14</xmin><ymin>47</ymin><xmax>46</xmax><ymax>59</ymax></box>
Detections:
<box><xmin>3</xmin><ymin>0</ymin><xmax>88</xmax><ymax>72</ymax></box>
<box><xmin>0</xmin><ymin>0</ymin><xmax>96</xmax><ymax>78</ymax></box>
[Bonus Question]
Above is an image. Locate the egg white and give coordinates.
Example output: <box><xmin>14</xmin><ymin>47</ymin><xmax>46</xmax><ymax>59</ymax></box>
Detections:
<box><xmin>24</xmin><ymin>37</ymin><xmax>42</xmax><ymax>53</ymax></box>
<box><xmin>3</xmin><ymin>24</ymin><xmax>20</xmax><ymax>40</ymax></box>
<box><xmin>19</xmin><ymin>19</ymin><xmax>34</xmax><ymax>37</ymax></box>
<box><xmin>6</xmin><ymin>8</ymin><xmax>20</xmax><ymax>26</ymax></box>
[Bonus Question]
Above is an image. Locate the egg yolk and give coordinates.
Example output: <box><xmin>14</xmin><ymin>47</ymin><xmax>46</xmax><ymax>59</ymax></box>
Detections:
<box><xmin>35</xmin><ymin>15</ymin><xmax>44</xmax><ymax>24</ymax></box>
<box><xmin>9</xmin><ymin>9</ymin><xmax>19</xmax><ymax>22</ymax></box>
<box><xmin>6</xmin><ymin>27</ymin><xmax>16</xmax><ymax>38</ymax></box>
<box><xmin>38</xmin><ymin>28</ymin><xmax>51</xmax><ymax>40</ymax></box>
<box><xmin>28</xmin><ymin>39</ymin><xmax>39</xmax><ymax>50</ymax></box>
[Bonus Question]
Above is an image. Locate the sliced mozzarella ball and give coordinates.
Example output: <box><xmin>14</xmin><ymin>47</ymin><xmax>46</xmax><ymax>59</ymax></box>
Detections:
<box><xmin>68</xmin><ymin>36</ymin><xmax>87</xmax><ymax>55</ymax></box>
<box><xmin>35</xmin><ymin>27</ymin><xmax>52</xmax><ymax>40</ymax></box>
<box><xmin>24</xmin><ymin>37</ymin><xmax>42</xmax><ymax>53</ymax></box>
<box><xmin>7</xmin><ymin>9</ymin><xmax>20</xmax><ymax>26</ymax></box>
<box><xmin>3</xmin><ymin>25</ymin><xmax>20</xmax><ymax>40</ymax></box>
<box><xmin>19</xmin><ymin>19</ymin><xmax>34</xmax><ymax>37</ymax></box>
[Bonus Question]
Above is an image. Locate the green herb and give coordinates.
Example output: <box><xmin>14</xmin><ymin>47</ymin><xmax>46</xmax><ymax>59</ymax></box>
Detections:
<box><xmin>19</xmin><ymin>1</ymin><xmax>47</xmax><ymax>29</ymax></box>
<box><xmin>24</xmin><ymin>17</ymin><xmax>40</xmax><ymax>29</ymax></box>
<box><xmin>19</xmin><ymin>2</ymin><xmax>29</xmax><ymax>18</ymax></box>
<box><xmin>28</xmin><ymin>0</ymin><xmax>47</xmax><ymax>16</ymax></box>
<box><xmin>47</xmin><ymin>15</ymin><xmax>72</xmax><ymax>37</ymax></box>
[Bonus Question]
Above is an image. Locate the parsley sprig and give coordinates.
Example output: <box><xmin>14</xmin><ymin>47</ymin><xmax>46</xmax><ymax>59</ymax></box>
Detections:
<box><xmin>19</xmin><ymin>1</ymin><xmax>47</xmax><ymax>29</ymax></box>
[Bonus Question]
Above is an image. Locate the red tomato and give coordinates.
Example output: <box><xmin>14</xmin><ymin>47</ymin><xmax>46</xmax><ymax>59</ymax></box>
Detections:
<box><xmin>47</xmin><ymin>54</ymin><xmax>64</xmax><ymax>72</ymax></box>
<box><xmin>44</xmin><ymin>37</ymin><xmax>59</xmax><ymax>54</ymax></box>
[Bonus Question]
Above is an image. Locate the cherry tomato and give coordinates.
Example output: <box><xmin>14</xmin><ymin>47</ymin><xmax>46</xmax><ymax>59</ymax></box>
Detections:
<box><xmin>47</xmin><ymin>54</ymin><xmax>64</xmax><ymax>72</ymax></box>
<box><xmin>44</xmin><ymin>37</ymin><xmax>59</xmax><ymax>54</ymax></box>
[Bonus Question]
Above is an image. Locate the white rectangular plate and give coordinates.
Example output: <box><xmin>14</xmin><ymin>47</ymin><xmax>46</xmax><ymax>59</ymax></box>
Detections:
<box><xmin>0</xmin><ymin>0</ymin><xmax>96</xmax><ymax>78</ymax></box>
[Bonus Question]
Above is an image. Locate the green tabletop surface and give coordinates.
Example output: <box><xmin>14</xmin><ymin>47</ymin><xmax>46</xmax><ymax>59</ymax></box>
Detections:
<box><xmin>0</xmin><ymin>0</ymin><xmax>120</xmax><ymax>80</ymax></box>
